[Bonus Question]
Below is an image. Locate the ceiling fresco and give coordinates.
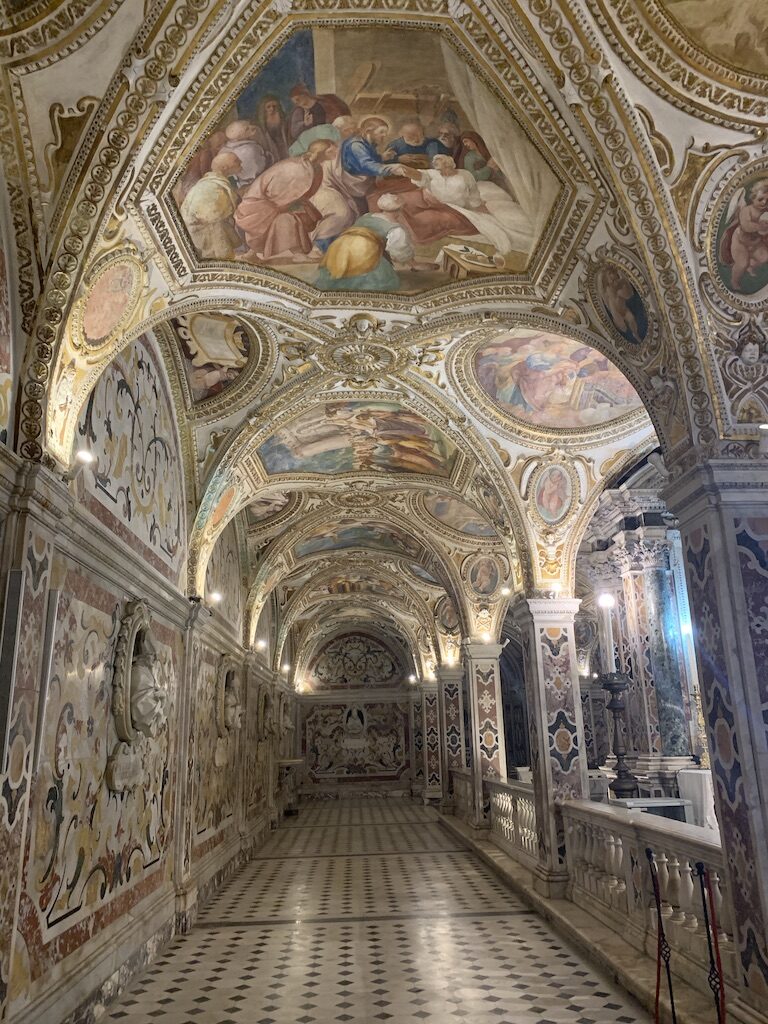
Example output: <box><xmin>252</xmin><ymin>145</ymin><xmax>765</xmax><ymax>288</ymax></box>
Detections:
<box><xmin>246</xmin><ymin>493</ymin><xmax>292</xmax><ymax>527</ymax></box>
<box><xmin>172</xmin><ymin>25</ymin><xmax>560</xmax><ymax>294</ymax></box>
<box><xmin>293</xmin><ymin>522</ymin><xmax>423</xmax><ymax>561</ymax></box>
<box><xmin>656</xmin><ymin>0</ymin><xmax>768</xmax><ymax>76</ymax></box>
<box><xmin>423</xmin><ymin>491</ymin><xmax>496</xmax><ymax>537</ymax></box>
<box><xmin>171</xmin><ymin>313</ymin><xmax>251</xmax><ymax>403</ymax></box>
<box><xmin>472</xmin><ymin>328</ymin><xmax>643</xmax><ymax>432</ymax></box>
<box><xmin>257</xmin><ymin>401</ymin><xmax>457</xmax><ymax>477</ymax></box>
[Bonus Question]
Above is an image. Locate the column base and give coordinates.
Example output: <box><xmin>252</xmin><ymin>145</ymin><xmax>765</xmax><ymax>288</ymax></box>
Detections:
<box><xmin>632</xmin><ymin>754</ymin><xmax>696</xmax><ymax>796</ymax></box>
<box><xmin>532</xmin><ymin>865</ymin><xmax>569</xmax><ymax>899</ymax></box>
<box><xmin>174</xmin><ymin>884</ymin><xmax>198</xmax><ymax>934</ymax></box>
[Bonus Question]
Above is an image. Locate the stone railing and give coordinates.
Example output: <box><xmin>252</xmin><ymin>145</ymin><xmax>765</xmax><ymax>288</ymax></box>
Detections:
<box><xmin>487</xmin><ymin>780</ymin><xmax>538</xmax><ymax>870</ymax></box>
<box><xmin>561</xmin><ymin>799</ymin><xmax>737</xmax><ymax>998</ymax></box>
<box><xmin>450</xmin><ymin>767</ymin><xmax>474</xmax><ymax>825</ymax></box>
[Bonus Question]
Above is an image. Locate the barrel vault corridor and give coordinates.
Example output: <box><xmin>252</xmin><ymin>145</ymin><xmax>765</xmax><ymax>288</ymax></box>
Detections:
<box><xmin>104</xmin><ymin>800</ymin><xmax>650</xmax><ymax>1024</ymax></box>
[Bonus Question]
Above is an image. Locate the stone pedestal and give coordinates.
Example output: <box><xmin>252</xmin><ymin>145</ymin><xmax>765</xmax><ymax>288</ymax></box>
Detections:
<box><xmin>512</xmin><ymin>598</ymin><xmax>588</xmax><ymax>897</ymax></box>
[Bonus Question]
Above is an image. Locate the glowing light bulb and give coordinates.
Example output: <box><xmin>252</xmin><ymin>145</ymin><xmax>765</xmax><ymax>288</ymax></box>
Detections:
<box><xmin>281</xmin><ymin>663</ymin><xmax>290</xmax><ymax>674</ymax></box>
<box><xmin>256</xmin><ymin>639</ymin><xmax>267</xmax><ymax>651</ymax></box>
<box><xmin>597</xmin><ymin>593</ymin><xmax>615</xmax><ymax>610</ymax></box>
<box><xmin>680</xmin><ymin>622</ymin><xmax>692</xmax><ymax>637</ymax></box>
<box><xmin>210</xmin><ymin>591</ymin><xmax>223</xmax><ymax>604</ymax></box>
<box><xmin>501</xmin><ymin>586</ymin><xmax>511</xmax><ymax>596</ymax></box>
<box><xmin>75</xmin><ymin>449</ymin><xmax>95</xmax><ymax>465</ymax></box>
<box><xmin>408</xmin><ymin>674</ymin><xmax>416</xmax><ymax>683</ymax></box>
<box><xmin>481</xmin><ymin>631</ymin><xmax>491</xmax><ymax>642</ymax></box>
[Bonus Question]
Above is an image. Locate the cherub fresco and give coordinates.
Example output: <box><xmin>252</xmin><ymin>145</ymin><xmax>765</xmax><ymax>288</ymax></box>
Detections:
<box><xmin>718</xmin><ymin>175</ymin><xmax>768</xmax><ymax>295</ymax></box>
<box><xmin>172</xmin><ymin>27</ymin><xmax>559</xmax><ymax>294</ymax></box>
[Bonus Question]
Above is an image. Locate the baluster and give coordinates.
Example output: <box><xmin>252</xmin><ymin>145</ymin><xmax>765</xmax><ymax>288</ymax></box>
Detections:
<box><xmin>679</xmin><ymin>857</ymin><xmax>699</xmax><ymax>936</ymax></box>
<box><xmin>605</xmin><ymin>832</ymin><xmax>619</xmax><ymax>906</ymax></box>
<box><xmin>655</xmin><ymin>851</ymin><xmax>673</xmax><ymax>920</ymax></box>
<box><xmin>668</xmin><ymin>853</ymin><xmax>685</xmax><ymax>926</ymax></box>
<box><xmin>613</xmin><ymin>835</ymin><xmax>628</xmax><ymax>912</ymax></box>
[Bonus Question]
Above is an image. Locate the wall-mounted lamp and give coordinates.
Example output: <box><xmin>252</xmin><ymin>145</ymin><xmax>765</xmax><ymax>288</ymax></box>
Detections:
<box><xmin>597</xmin><ymin>592</ymin><xmax>616</xmax><ymax>610</ymax></box>
<box><xmin>408</xmin><ymin>673</ymin><xmax>416</xmax><ymax>683</ymax></box>
<box><xmin>481</xmin><ymin>631</ymin><xmax>491</xmax><ymax>643</ymax></box>
<box><xmin>62</xmin><ymin>448</ymin><xmax>95</xmax><ymax>483</ymax></box>
<box><xmin>209</xmin><ymin>591</ymin><xmax>223</xmax><ymax>604</ymax></box>
<box><xmin>256</xmin><ymin>639</ymin><xmax>267</xmax><ymax>651</ymax></box>
<box><xmin>281</xmin><ymin>663</ymin><xmax>291</xmax><ymax>674</ymax></box>
<box><xmin>501</xmin><ymin>586</ymin><xmax>511</xmax><ymax>597</ymax></box>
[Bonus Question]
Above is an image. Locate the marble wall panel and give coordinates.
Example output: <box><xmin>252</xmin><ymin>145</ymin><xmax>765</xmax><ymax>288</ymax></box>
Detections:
<box><xmin>11</xmin><ymin>563</ymin><xmax>178</xmax><ymax>1008</ymax></box>
<box><xmin>77</xmin><ymin>334</ymin><xmax>185</xmax><ymax>584</ymax></box>
<box><xmin>193</xmin><ymin>646</ymin><xmax>236</xmax><ymax>853</ymax></box>
<box><xmin>302</xmin><ymin>702</ymin><xmax>410</xmax><ymax>783</ymax></box>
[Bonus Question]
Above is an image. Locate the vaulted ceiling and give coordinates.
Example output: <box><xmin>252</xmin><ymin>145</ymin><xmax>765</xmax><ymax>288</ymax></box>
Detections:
<box><xmin>1</xmin><ymin>0</ymin><xmax>765</xmax><ymax>673</ymax></box>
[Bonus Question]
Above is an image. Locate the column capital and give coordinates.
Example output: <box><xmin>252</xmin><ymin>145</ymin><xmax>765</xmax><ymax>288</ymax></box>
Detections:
<box><xmin>511</xmin><ymin>597</ymin><xmax>580</xmax><ymax>625</ymax></box>
<box><xmin>463</xmin><ymin>642</ymin><xmax>502</xmax><ymax>659</ymax></box>
<box><xmin>662</xmin><ymin>458</ymin><xmax>768</xmax><ymax>521</ymax></box>
<box><xmin>436</xmin><ymin>665</ymin><xmax>464</xmax><ymax>685</ymax></box>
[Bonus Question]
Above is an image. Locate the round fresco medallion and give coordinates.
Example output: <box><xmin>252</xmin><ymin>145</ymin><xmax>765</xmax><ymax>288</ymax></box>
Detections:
<box><xmin>436</xmin><ymin>597</ymin><xmax>459</xmax><ymax>633</ymax></box>
<box><xmin>80</xmin><ymin>259</ymin><xmax>142</xmax><ymax>349</ymax></box>
<box><xmin>533</xmin><ymin>465</ymin><xmax>573</xmax><ymax>526</ymax></box>
<box><xmin>592</xmin><ymin>262</ymin><xmax>648</xmax><ymax>345</ymax></box>
<box><xmin>467</xmin><ymin>555</ymin><xmax>500</xmax><ymax>597</ymax></box>
<box><xmin>423</xmin><ymin>492</ymin><xmax>496</xmax><ymax>537</ymax></box>
<box><xmin>471</xmin><ymin>327</ymin><xmax>643</xmax><ymax>432</ymax></box>
<box><xmin>713</xmin><ymin>167</ymin><xmax>768</xmax><ymax>302</ymax></box>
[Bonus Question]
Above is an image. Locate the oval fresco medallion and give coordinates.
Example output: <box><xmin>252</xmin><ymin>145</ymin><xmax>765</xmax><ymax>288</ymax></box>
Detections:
<box><xmin>467</xmin><ymin>554</ymin><xmax>500</xmax><ymax>597</ymax></box>
<box><xmin>713</xmin><ymin>167</ymin><xmax>768</xmax><ymax>302</ymax></box>
<box><xmin>423</xmin><ymin>491</ymin><xmax>496</xmax><ymax>537</ymax></box>
<box><xmin>79</xmin><ymin>259</ymin><xmax>142</xmax><ymax>350</ymax></box>
<box><xmin>436</xmin><ymin>597</ymin><xmax>460</xmax><ymax>633</ymax></box>
<box><xmin>592</xmin><ymin>262</ymin><xmax>649</xmax><ymax>345</ymax></box>
<box><xmin>532</xmin><ymin>465</ymin><xmax>573</xmax><ymax>526</ymax></box>
<box><xmin>472</xmin><ymin>327</ymin><xmax>643</xmax><ymax>432</ymax></box>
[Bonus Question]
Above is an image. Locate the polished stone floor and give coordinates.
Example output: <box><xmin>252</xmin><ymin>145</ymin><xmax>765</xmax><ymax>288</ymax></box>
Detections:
<box><xmin>105</xmin><ymin>799</ymin><xmax>651</xmax><ymax>1024</ymax></box>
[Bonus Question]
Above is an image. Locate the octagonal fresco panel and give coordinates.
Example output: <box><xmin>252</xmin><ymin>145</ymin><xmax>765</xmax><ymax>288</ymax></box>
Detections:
<box><xmin>656</xmin><ymin>0</ymin><xmax>768</xmax><ymax>77</ymax></box>
<box><xmin>258</xmin><ymin>401</ymin><xmax>457</xmax><ymax>476</ymax></box>
<box><xmin>172</xmin><ymin>26</ymin><xmax>559</xmax><ymax>294</ymax></box>
<box><xmin>423</xmin><ymin>491</ymin><xmax>495</xmax><ymax>536</ymax></box>
<box><xmin>294</xmin><ymin>522</ymin><xmax>421</xmax><ymax>560</ymax></box>
<box><xmin>473</xmin><ymin>328</ymin><xmax>643</xmax><ymax>431</ymax></box>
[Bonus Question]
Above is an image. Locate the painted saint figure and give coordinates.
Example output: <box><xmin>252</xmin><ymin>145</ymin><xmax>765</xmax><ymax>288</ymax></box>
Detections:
<box><xmin>719</xmin><ymin>178</ymin><xmax>768</xmax><ymax>293</ymax></box>
<box><xmin>180</xmin><ymin>152</ymin><xmax>243</xmax><ymax>259</ymax></box>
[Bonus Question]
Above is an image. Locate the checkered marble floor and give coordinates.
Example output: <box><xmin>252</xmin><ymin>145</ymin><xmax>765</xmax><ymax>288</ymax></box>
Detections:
<box><xmin>105</xmin><ymin>799</ymin><xmax>651</xmax><ymax>1024</ymax></box>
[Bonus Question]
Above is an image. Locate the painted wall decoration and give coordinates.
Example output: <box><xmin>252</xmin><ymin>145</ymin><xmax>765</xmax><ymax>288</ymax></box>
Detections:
<box><xmin>657</xmin><ymin>0</ymin><xmax>768</xmax><ymax>76</ymax></box>
<box><xmin>246</xmin><ymin>493</ymin><xmax>291</xmax><ymax>527</ymax></box>
<box><xmin>303</xmin><ymin>702</ymin><xmax>409</xmax><ymax>780</ymax></box>
<box><xmin>0</xmin><ymin>242</ymin><xmax>12</xmax><ymax>443</ymax></box>
<box><xmin>436</xmin><ymin>596</ymin><xmax>460</xmax><ymax>633</ymax></box>
<box><xmin>194</xmin><ymin>645</ymin><xmax>237</xmax><ymax>847</ymax></box>
<box><xmin>467</xmin><ymin>554</ymin><xmax>500</xmax><ymax>596</ymax></box>
<box><xmin>74</xmin><ymin>257</ymin><xmax>143</xmax><ymax>351</ymax></box>
<box><xmin>593</xmin><ymin>262</ymin><xmax>648</xmax><ymax>345</ymax></box>
<box><xmin>205</xmin><ymin>517</ymin><xmax>244</xmax><ymax>636</ymax></box>
<box><xmin>308</xmin><ymin>633</ymin><xmax>402</xmax><ymax>689</ymax></box>
<box><xmin>294</xmin><ymin>522</ymin><xmax>420</xmax><ymax>560</ymax></box>
<box><xmin>473</xmin><ymin>327</ymin><xmax>643</xmax><ymax>430</ymax></box>
<box><xmin>172</xmin><ymin>26</ymin><xmax>559</xmax><ymax>294</ymax></box>
<box><xmin>258</xmin><ymin>401</ymin><xmax>457</xmax><ymax>476</ymax></box>
<box><xmin>533</xmin><ymin>465</ymin><xmax>573</xmax><ymax>525</ymax></box>
<box><xmin>172</xmin><ymin>312</ymin><xmax>251</xmax><ymax>403</ymax></box>
<box><xmin>17</xmin><ymin>569</ymin><xmax>176</xmax><ymax>991</ymax></box>
<box><xmin>424</xmin><ymin>491</ymin><xmax>496</xmax><ymax>536</ymax></box>
<box><xmin>715</xmin><ymin>169</ymin><xmax>768</xmax><ymax>298</ymax></box>
<box><xmin>77</xmin><ymin>334</ymin><xmax>186</xmax><ymax>581</ymax></box>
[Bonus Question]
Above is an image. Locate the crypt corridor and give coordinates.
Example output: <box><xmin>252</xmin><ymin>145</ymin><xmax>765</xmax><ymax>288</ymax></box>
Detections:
<box><xmin>104</xmin><ymin>799</ymin><xmax>651</xmax><ymax>1024</ymax></box>
<box><xmin>0</xmin><ymin>2</ymin><xmax>767</xmax><ymax>1024</ymax></box>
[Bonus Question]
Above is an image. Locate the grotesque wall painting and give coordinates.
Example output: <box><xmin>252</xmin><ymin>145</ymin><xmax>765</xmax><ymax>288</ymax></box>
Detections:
<box><xmin>258</xmin><ymin>401</ymin><xmax>457</xmax><ymax>476</ymax></box>
<box><xmin>533</xmin><ymin>465</ymin><xmax>573</xmax><ymax>525</ymax></box>
<box><xmin>172</xmin><ymin>313</ymin><xmax>251</xmax><ymax>403</ymax></box>
<box><xmin>294</xmin><ymin>522</ymin><xmax>420</xmax><ymax>560</ymax></box>
<box><xmin>424</xmin><ymin>491</ymin><xmax>496</xmax><ymax>536</ymax></box>
<box><xmin>77</xmin><ymin>334</ymin><xmax>185</xmax><ymax>581</ymax></box>
<box><xmin>173</xmin><ymin>27</ymin><xmax>559</xmax><ymax>294</ymax></box>
<box><xmin>473</xmin><ymin>327</ymin><xmax>643</xmax><ymax>430</ymax></box>
<box><xmin>715</xmin><ymin>170</ymin><xmax>768</xmax><ymax>298</ymax></box>
<box><xmin>658</xmin><ymin>0</ymin><xmax>768</xmax><ymax>76</ymax></box>
<box><xmin>304</xmin><ymin>702</ymin><xmax>409</xmax><ymax>780</ymax></box>
<box><xmin>205</xmin><ymin>517</ymin><xmax>244</xmax><ymax>635</ymax></box>
<box><xmin>308</xmin><ymin>633</ymin><xmax>402</xmax><ymax>690</ymax></box>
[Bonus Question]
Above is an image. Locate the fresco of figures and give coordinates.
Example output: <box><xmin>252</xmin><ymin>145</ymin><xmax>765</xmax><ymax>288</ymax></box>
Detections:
<box><xmin>304</xmin><ymin>702</ymin><xmax>408</xmax><ymax>780</ymax></box>
<box><xmin>594</xmin><ymin>263</ymin><xmax>649</xmax><ymax>345</ymax></box>
<box><xmin>473</xmin><ymin>328</ymin><xmax>643</xmax><ymax>430</ymax></box>
<box><xmin>173</xmin><ymin>27</ymin><xmax>559</xmax><ymax>294</ymax></box>
<box><xmin>424</xmin><ymin>491</ymin><xmax>496</xmax><ymax>536</ymax></box>
<box><xmin>246</xmin><ymin>493</ymin><xmax>291</xmax><ymax>527</ymax></box>
<box><xmin>172</xmin><ymin>313</ymin><xmax>251</xmax><ymax>403</ymax></box>
<box><xmin>258</xmin><ymin>401</ymin><xmax>457</xmax><ymax>476</ymax></box>
<box><xmin>658</xmin><ymin>0</ymin><xmax>768</xmax><ymax>76</ymax></box>
<box><xmin>533</xmin><ymin>465</ymin><xmax>573</xmax><ymax>525</ymax></box>
<box><xmin>715</xmin><ymin>170</ymin><xmax>768</xmax><ymax>298</ymax></box>
<box><xmin>294</xmin><ymin>522</ymin><xmax>421</xmax><ymax>560</ymax></box>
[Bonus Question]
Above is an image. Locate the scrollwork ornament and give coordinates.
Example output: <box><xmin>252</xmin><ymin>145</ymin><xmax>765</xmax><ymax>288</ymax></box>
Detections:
<box><xmin>111</xmin><ymin>598</ymin><xmax>153</xmax><ymax>744</ymax></box>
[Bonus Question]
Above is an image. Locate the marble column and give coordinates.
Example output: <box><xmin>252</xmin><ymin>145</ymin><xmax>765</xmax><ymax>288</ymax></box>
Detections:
<box><xmin>0</xmin><ymin>465</ymin><xmax>68</xmax><ymax>1019</ymax></box>
<box><xmin>437</xmin><ymin>665</ymin><xmax>465</xmax><ymax>804</ymax></box>
<box><xmin>512</xmin><ymin>598</ymin><xmax>589</xmax><ymax>897</ymax></box>
<box><xmin>614</xmin><ymin>530</ymin><xmax>693</xmax><ymax>780</ymax></box>
<box><xmin>666</xmin><ymin>460</ymin><xmax>768</xmax><ymax>1015</ymax></box>
<box><xmin>463</xmin><ymin>643</ymin><xmax>507</xmax><ymax>826</ymax></box>
<box><xmin>410</xmin><ymin>695</ymin><xmax>423</xmax><ymax>797</ymax></box>
<box><xmin>421</xmin><ymin>683</ymin><xmax>442</xmax><ymax>803</ymax></box>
